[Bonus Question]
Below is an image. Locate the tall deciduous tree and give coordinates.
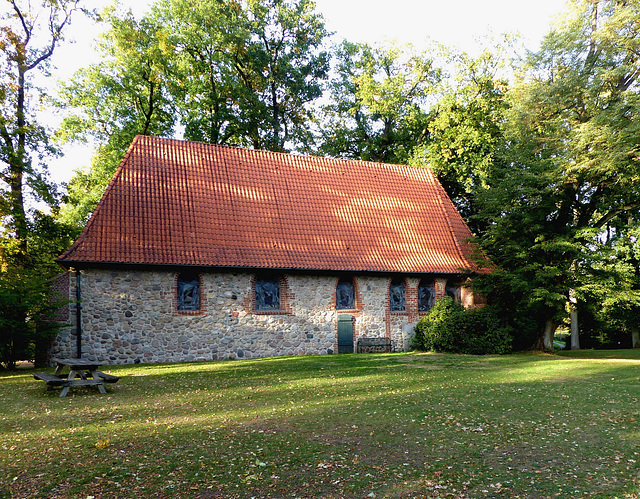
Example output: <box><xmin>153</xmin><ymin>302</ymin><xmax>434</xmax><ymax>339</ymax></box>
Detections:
<box><xmin>476</xmin><ymin>0</ymin><xmax>640</xmax><ymax>350</ymax></box>
<box><xmin>57</xmin><ymin>6</ymin><xmax>175</xmax><ymax>228</ymax></box>
<box><xmin>317</xmin><ymin>41</ymin><xmax>438</xmax><ymax>163</ymax></box>
<box><xmin>153</xmin><ymin>0</ymin><xmax>246</xmax><ymax>145</ymax></box>
<box><xmin>411</xmin><ymin>44</ymin><xmax>511</xmax><ymax>230</ymax></box>
<box><xmin>0</xmin><ymin>1</ymin><xmax>83</xmax><ymax>368</ymax></box>
<box><xmin>0</xmin><ymin>0</ymin><xmax>81</xmax><ymax>261</ymax></box>
<box><xmin>238</xmin><ymin>0</ymin><xmax>329</xmax><ymax>151</ymax></box>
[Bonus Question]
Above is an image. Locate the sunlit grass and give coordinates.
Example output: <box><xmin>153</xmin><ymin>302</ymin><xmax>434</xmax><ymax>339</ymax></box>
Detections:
<box><xmin>1</xmin><ymin>350</ymin><xmax>640</xmax><ymax>498</ymax></box>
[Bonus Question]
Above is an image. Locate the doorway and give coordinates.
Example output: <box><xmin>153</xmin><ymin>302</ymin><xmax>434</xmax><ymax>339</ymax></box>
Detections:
<box><xmin>337</xmin><ymin>314</ymin><xmax>354</xmax><ymax>353</ymax></box>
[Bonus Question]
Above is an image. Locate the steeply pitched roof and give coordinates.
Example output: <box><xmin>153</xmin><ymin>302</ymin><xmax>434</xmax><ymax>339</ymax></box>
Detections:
<box><xmin>58</xmin><ymin>135</ymin><xmax>483</xmax><ymax>274</ymax></box>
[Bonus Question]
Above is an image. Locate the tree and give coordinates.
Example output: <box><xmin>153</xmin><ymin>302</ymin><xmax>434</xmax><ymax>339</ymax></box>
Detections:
<box><xmin>152</xmin><ymin>0</ymin><xmax>248</xmax><ymax>145</ymax></box>
<box><xmin>233</xmin><ymin>0</ymin><xmax>330</xmax><ymax>151</ymax></box>
<box><xmin>579</xmin><ymin>222</ymin><xmax>640</xmax><ymax>348</ymax></box>
<box><xmin>0</xmin><ymin>0</ymin><xmax>82</xmax><ymax>260</ymax></box>
<box><xmin>57</xmin><ymin>6</ymin><xmax>175</xmax><ymax>229</ymax></box>
<box><xmin>317</xmin><ymin>41</ymin><xmax>438</xmax><ymax>163</ymax></box>
<box><xmin>475</xmin><ymin>0</ymin><xmax>640</xmax><ymax>350</ymax></box>
<box><xmin>0</xmin><ymin>1</ymin><xmax>84</xmax><ymax>367</ymax></box>
<box><xmin>411</xmin><ymin>44</ymin><xmax>510</xmax><ymax>230</ymax></box>
<box><xmin>0</xmin><ymin>212</ymin><xmax>74</xmax><ymax>369</ymax></box>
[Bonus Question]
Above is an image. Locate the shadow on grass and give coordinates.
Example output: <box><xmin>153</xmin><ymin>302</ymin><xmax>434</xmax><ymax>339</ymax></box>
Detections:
<box><xmin>3</xmin><ymin>350</ymin><xmax>640</xmax><ymax>497</ymax></box>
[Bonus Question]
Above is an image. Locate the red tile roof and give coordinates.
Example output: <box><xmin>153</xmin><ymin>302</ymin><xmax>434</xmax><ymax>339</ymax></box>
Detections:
<box><xmin>58</xmin><ymin>135</ymin><xmax>484</xmax><ymax>274</ymax></box>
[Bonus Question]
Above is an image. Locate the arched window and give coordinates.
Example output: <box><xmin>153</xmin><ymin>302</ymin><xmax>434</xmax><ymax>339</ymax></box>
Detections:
<box><xmin>389</xmin><ymin>278</ymin><xmax>406</xmax><ymax>312</ymax></box>
<box><xmin>418</xmin><ymin>279</ymin><xmax>435</xmax><ymax>312</ymax></box>
<box><xmin>255</xmin><ymin>277</ymin><xmax>281</xmax><ymax>311</ymax></box>
<box><xmin>446</xmin><ymin>282</ymin><xmax>461</xmax><ymax>302</ymax></box>
<box><xmin>336</xmin><ymin>278</ymin><xmax>355</xmax><ymax>310</ymax></box>
<box><xmin>177</xmin><ymin>273</ymin><xmax>201</xmax><ymax>311</ymax></box>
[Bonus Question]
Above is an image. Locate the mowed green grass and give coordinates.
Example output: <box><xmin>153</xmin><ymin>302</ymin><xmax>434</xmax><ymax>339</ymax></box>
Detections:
<box><xmin>1</xmin><ymin>350</ymin><xmax>640</xmax><ymax>498</ymax></box>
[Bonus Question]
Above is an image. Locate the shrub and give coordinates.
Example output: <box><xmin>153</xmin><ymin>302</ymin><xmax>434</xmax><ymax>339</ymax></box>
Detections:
<box><xmin>412</xmin><ymin>298</ymin><xmax>513</xmax><ymax>355</ymax></box>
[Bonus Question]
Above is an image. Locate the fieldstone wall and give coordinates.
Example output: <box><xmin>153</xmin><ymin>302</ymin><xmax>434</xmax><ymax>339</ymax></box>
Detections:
<box><xmin>51</xmin><ymin>269</ymin><xmax>470</xmax><ymax>365</ymax></box>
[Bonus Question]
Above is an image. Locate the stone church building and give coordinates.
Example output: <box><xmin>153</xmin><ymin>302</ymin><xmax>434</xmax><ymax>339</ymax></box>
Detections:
<box><xmin>53</xmin><ymin>135</ymin><xmax>487</xmax><ymax>364</ymax></box>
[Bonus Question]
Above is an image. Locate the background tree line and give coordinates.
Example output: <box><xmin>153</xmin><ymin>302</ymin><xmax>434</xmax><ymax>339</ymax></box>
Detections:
<box><xmin>1</xmin><ymin>0</ymin><xmax>639</xmax><ymax>367</ymax></box>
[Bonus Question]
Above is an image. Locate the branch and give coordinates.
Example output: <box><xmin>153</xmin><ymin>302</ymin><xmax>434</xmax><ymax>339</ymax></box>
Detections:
<box><xmin>26</xmin><ymin>0</ymin><xmax>81</xmax><ymax>71</ymax></box>
<box><xmin>0</xmin><ymin>121</ymin><xmax>15</xmax><ymax>183</ymax></box>
<box><xmin>577</xmin><ymin>183</ymin><xmax>604</xmax><ymax>227</ymax></box>
<box><xmin>10</xmin><ymin>0</ymin><xmax>31</xmax><ymax>45</ymax></box>
<box><xmin>594</xmin><ymin>201</ymin><xmax>640</xmax><ymax>228</ymax></box>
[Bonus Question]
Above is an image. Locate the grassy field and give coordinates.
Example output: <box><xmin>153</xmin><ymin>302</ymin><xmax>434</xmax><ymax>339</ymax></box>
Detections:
<box><xmin>1</xmin><ymin>350</ymin><xmax>640</xmax><ymax>498</ymax></box>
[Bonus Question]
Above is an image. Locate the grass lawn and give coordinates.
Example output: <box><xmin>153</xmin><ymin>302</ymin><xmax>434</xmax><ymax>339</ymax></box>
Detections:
<box><xmin>1</xmin><ymin>350</ymin><xmax>640</xmax><ymax>498</ymax></box>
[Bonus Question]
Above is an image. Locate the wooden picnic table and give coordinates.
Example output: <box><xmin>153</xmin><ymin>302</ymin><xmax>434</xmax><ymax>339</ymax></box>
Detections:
<box><xmin>33</xmin><ymin>358</ymin><xmax>119</xmax><ymax>397</ymax></box>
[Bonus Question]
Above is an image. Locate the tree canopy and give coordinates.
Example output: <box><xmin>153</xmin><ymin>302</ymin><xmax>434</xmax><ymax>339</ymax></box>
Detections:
<box><xmin>0</xmin><ymin>0</ymin><xmax>84</xmax><ymax>368</ymax></box>
<box><xmin>473</xmin><ymin>0</ymin><xmax>640</xmax><ymax>349</ymax></box>
<box><xmin>317</xmin><ymin>41</ymin><xmax>438</xmax><ymax>163</ymax></box>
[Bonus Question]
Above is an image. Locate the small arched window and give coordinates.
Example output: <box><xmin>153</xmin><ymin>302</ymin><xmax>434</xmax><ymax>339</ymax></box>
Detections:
<box><xmin>336</xmin><ymin>278</ymin><xmax>355</xmax><ymax>310</ymax></box>
<box><xmin>446</xmin><ymin>282</ymin><xmax>461</xmax><ymax>302</ymax></box>
<box><xmin>177</xmin><ymin>273</ymin><xmax>201</xmax><ymax>311</ymax></box>
<box><xmin>418</xmin><ymin>279</ymin><xmax>435</xmax><ymax>312</ymax></box>
<box><xmin>389</xmin><ymin>278</ymin><xmax>406</xmax><ymax>312</ymax></box>
<box><xmin>255</xmin><ymin>277</ymin><xmax>281</xmax><ymax>311</ymax></box>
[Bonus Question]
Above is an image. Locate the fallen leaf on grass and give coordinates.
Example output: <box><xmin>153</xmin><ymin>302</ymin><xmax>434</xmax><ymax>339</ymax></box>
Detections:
<box><xmin>95</xmin><ymin>439</ymin><xmax>110</xmax><ymax>450</ymax></box>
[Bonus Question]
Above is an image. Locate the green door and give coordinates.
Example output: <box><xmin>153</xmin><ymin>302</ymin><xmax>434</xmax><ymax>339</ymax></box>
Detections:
<box><xmin>337</xmin><ymin>314</ymin><xmax>354</xmax><ymax>353</ymax></box>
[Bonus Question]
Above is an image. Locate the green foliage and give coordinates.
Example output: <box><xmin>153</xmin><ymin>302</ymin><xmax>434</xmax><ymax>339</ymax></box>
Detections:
<box><xmin>0</xmin><ymin>266</ymin><xmax>67</xmax><ymax>370</ymax></box>
<box><xmin>57</xmin><ymin>7</ymin><xmax>176</xmax><ymax>228</ymax></box>
<box><xmin>578</xmin><ymin>303</ymin><xmax>633</xmax><ymax>349</ymax></box>
<box><xmin>472</xmin><ymin>0</ymin><xmax>640</xmax><ymax>349</ymax></box>
<box><xmin>411</xmin><ymin>297</ymin><xmax>461</xmax><ymax>352</ymax></box>
<box><xmin>235</xmin><ymin>0</ymin><xmax>330</xmax><ymax>151</ymax></box>
<box><xmin>0</xmin><ymin>0</ymin><xmax>84</xmax><ymax>258</ymax></box>
<box><xmin>412</xmin><ymin>298</ymin><xmax>513</xmax><ymax>355</ymax></box>
<box><xmin>0</xmin><ymin>209</ymin><xmax>75</xmax><ymax>369</ymax></box>
<box><xmin>412</xmin><ymin>43</ymin><xmax>511</xmax><ymax>230</ymax></box>
<box><xmin>577</xmin><ymin>224</ymin><xmax>640</xmax><ymax>348</ymax></box>
<box><xmin>153</xmin><ymin>0</ymin><xmax>247</xmax><ymax>145</ymax></box>
<box><xmin>317</xmin><ymin>41</ymin><xmax>437</xmax><ymax>163</ymax></box>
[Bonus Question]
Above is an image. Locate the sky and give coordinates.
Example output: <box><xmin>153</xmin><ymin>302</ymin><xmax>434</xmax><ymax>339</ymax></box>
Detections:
<box><xmin>45</xmin><ymin>0</ymin><xmax>568</xmax><ymax>185</ymax></box>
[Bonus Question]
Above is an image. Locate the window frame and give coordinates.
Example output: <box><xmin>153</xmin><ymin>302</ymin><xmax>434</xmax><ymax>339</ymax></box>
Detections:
<box><xmin>389</xmin><ymin>278</ymin><xmax>406</xmax><ymax>313</ymax></box>
<box><xmin>418</xmin><ymin>279</ymin><xmax>435</xmax><ymax>313</ymax></box>
<box><xmin>255</xmin><ymin>276</ymin><xmax>281</xmax><ymax>312</ymax></box>
<box><xmin>176</xmin><ymin>272</ymin><xmax>202</xmax><ymax>312</ymax></box>
<box><xmin>335</xmin><ymin>277</ymin><xmax>356</xmax><ymax>311</ymax></box>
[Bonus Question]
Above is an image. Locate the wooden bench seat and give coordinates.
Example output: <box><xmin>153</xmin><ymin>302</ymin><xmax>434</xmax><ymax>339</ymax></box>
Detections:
<box><xmin>95</xmin><ymin>371</ymin><xmax>120</xmax><ymax>383</ymax></box>
<box><xmin>33</xmin><ymin>373</ymin><xmax>66</xmax><ymax>386</ymax></box>
<box><xmin>356</xmin><ymin>337</ymin><xmax>395</xmax><ymax>353</ymax></box>
<box><xmin>67</xmin><ymin>379</ymin><xmax>104</xmax><ymax>386</ymax></box>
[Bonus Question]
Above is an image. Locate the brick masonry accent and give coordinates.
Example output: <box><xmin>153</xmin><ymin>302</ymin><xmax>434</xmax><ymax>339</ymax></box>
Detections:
<box><xmin>48</xmin><ymin>272</ymin><xmax>70</xmax><ymax>323</ymax></box>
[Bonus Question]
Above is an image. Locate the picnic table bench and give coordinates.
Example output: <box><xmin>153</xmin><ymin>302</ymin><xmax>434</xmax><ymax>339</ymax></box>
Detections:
<box><xmin>356</xmin><ymin>337</ymin><xmax>395</xmax><ymax>353</ymax></box>
<box><xmin>33</xmin><ymin>358</ymin><xmax>120</xmax><ymax>397</ymax></box>
<box><xmin>33</xmin><ymin>372</ymin><xmax>66</xmax><ymax>386</ymax></box>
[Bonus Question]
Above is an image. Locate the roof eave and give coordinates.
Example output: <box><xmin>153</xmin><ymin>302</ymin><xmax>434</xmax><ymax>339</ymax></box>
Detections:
<box><xmin>55</xmin><ymin>259</ymin><xmax>477</xmax><ymax>276</ymax></box>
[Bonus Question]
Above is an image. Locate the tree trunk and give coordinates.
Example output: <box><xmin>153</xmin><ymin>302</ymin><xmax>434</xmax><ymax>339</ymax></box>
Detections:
<box><xmin>632</xmin><ymin>326</ymin><xmax>640</xmax><ymax>349</ymax></box>
<box><xmin>34</xmin><ymin>335</ymin><xmax>53</xmax><ymax>368</ymax></box>
<box><xmin>534</xmin><ymin>319</ymin><xmax>557</xmax><ymax>352</ymax></box>
<box><xmin>569</xmin><ymin>288</ymin><xmax>580</xmax><ymax>350</ymax></box>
